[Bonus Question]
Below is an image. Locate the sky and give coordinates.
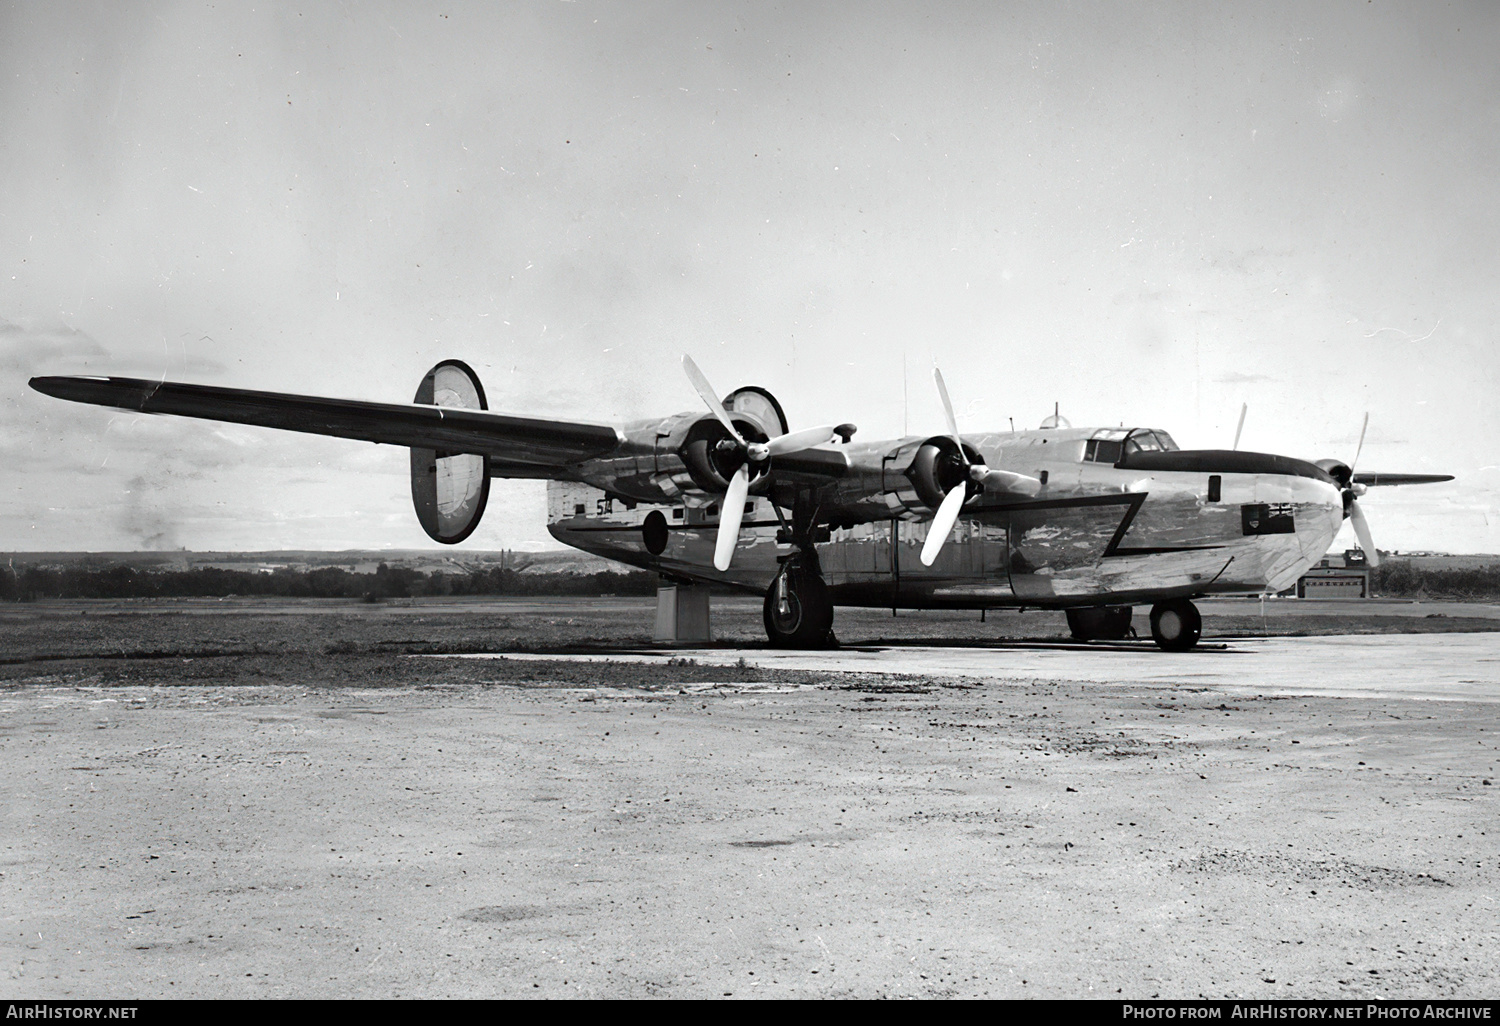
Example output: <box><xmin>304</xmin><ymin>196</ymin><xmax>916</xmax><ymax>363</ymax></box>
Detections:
<box><xmin>2</xmin><ymin>0</ymin><xmax>1496</xmax><ymax>553</ymax></box>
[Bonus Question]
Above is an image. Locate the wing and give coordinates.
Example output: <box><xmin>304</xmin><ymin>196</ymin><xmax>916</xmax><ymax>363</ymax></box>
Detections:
<box><xmin>1352</xmin><ymin>472</ymin><xmax>1455</xmax><ymax>487</ymax></box>
<box><xmin>28</xmin><ymin>375</ymin><xmax>622</xmax><ymax>471</ymax></box>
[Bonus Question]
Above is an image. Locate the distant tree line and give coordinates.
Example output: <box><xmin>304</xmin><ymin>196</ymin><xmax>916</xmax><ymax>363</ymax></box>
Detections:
<box><xmin>3</xmin><ymin>558</ymin><xmax>1497</xmax><ymax>602</ymax></box>
<box><xmin>1369</xmin><ymin>560</ymin><xmax>1500</xmax><ymax>600</ymax></box>
<box><xmin>0</xmin><ymin>562</ymin><xmax>659</xmax><ymax>601</ymax></box>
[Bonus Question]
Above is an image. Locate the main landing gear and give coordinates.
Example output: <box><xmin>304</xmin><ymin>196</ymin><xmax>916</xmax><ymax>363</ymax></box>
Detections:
<box><xmin>1148</xmin><ymin>598</ymin><xmax>1202</xmax><ymax>652</ymax></box>
<box><xmin>763</xmin><ymin>563</ymin><xmax>834</xmax><ymax>648</ymax></box>
<box><xmin>1067</xmin><ymin>601</ymin><xmax>1201</xmax><ymax>650</ymax></box>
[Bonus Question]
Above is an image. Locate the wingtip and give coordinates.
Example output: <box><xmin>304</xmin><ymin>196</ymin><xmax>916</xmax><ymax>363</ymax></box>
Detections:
<box><xmin>28</xmin><ymin>375</ymin><xmax>74</xmax><ymax>398</ymax></box>
<box><xmin>26</xmin><ymin>374</ymin><xmax>150</xmax><ymax>408</ymax></box>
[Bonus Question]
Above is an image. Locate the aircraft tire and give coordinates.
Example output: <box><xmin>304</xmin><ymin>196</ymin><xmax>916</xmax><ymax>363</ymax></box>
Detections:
<box><xmin>1149</xmin><ymin>599</ymin><xmax>1202</xmax><ymax>652</ymax></box>
<box><xmin>763</xmin><ymin>569</ymin><xmax>834</xmax><ymax>648</ymax></box>
<box><xmin>1065</xmin><ymin>605</ymin><xmax>1135</xmax><ymax>641</ymax></box>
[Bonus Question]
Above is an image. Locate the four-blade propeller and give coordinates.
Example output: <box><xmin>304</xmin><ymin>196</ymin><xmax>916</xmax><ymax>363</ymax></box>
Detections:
<box><xmin>920</xmin><ymin>368</ymin><xmax>1042</xmax><ymax>566</ymax></box>
<box><xmin>682</xmin><ymin>356</ymin><xmax>841</xmax><ymax>571</ymax></box>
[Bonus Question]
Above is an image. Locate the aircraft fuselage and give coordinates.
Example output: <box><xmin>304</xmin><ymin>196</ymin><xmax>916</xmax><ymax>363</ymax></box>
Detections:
<box><xmin>549</xmin><ymin>424</ymin><xmax>1346</xmax><ymax>608</ymax></box>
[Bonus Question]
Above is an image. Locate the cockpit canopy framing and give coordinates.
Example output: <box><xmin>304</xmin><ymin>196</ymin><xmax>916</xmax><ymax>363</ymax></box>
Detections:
<box><xmin>1083</xmin><ymin>427</ymin><xmax>1179</xmax><ymax>465</ymax></box>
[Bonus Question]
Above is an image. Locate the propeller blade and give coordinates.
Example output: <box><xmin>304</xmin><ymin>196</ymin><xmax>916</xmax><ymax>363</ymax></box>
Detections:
<box><xmin>682</xmin><ymin>355</ymin><xmax>746</xmax><ymax>446</ymax></box>
<box><xmin>1232</xmin><ymin>403</ymin><xmax>1247</xmax><ymax>451</ymax></box>
<box><xmin>1351</xmin><ymin>472</ymin><xmax>1453</xmax><ymax>487</ymax></box>
<box><xmin>933</xmin><ymin>367</ymin><xmax>960</xmax><ymax>441</ymax></box>
<box><xmin>1348</xmin><ymin>498</ymin><xmax>1380</xmax><ymax>568</ymax></box>
<box><xmin>713</xmin><ymin>465</ymin><xmax>751</xmax><ymax>571</ymax></box>
<box><xmin>975</xmin><ymin>467</ymin><xmax>1043</xmax><ymax>497</ymax></box>
<box><xmin>920</xmin><ymin>484</ymin><xmax>967</xmax><ymax>567</ymax></box>
<box><xmin>1351</xmin><ymin>412</ymin><xmax>1369</xmax><ymax>473</ymax></box>
<box><xmin>762</xmin><ymin>424</ymin><xmax>839</xmax><ymax>458</ymax></box>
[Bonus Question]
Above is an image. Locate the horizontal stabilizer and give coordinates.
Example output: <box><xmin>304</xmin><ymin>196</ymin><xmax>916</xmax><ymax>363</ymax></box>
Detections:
<box><xmin>29</xmin><ymin>375</ymin><xmax>622</xmax><ymax>469</ymax></box>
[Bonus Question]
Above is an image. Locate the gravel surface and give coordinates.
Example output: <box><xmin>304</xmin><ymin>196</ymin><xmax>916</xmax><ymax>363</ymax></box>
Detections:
<box><xmin>1</xmin><ymin>599</ymin><xmax>1496</xmax><ymax>999</ymax></box>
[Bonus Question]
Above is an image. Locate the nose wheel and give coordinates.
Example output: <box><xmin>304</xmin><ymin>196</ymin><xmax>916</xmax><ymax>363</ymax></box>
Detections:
<box><xmin>1149</xmin><ymin>599</ymin><xmax>1202</xmax><ymax>651</ymax></box>
<box><xmin>763</xmin><ymin>565</ymin><xmax>834</xmax><ymax>648</ymax></box>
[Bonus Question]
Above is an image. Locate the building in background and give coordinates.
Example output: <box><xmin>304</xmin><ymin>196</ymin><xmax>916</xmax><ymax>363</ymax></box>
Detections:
<box><xmin>1295</xmin><ymin>549</ymin><xmax>1371</xmax><ymax>599</ymax></box>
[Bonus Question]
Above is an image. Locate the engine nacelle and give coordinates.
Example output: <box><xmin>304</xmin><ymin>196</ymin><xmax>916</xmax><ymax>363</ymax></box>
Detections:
<box><xmin>677</xmin><ymin>415</ymin><xmax>770</xmax><ymax>493</ymax></box>
<box><xmin>1314</xmin><ymin>458</ymin><xmax>1353</xmax><ymax>489</ymax></box>
<box><xmin>649</xmin><ymin>386</ymin><xmax>788</xmax><ymax>500</ymax></box>
<box><xmin>410</xmin><ymin>360</ymin><xmax>490</xmax><ymax>544</ymax></box>
<box><xmin>1313</xmin><ymin>458</ymin><xmax>1357</xmax><ymax>517</ymax></box>
<box><xmin>882</xmin><ymin>435</ymin><xmax>984</xmax><ymax>516</ymax></box>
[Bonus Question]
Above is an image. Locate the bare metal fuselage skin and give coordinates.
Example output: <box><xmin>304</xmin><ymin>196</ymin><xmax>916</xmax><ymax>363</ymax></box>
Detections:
<box><xmin>546</xmin><ymin>416</ymin><xmax>1346</xmax><ymax>609</ymax></box>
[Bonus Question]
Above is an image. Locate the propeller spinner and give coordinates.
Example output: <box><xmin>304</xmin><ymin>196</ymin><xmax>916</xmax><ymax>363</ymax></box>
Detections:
<box><xmin>681</xmin><ymin>356</ymin><xmax>842</xmax><ymax>571</ymax></box>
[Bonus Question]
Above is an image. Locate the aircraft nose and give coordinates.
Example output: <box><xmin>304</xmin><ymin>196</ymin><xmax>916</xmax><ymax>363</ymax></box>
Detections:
<box><xmin>1310</xmin><ymin>477</ymin><xmax>1344</xmax><ymax>524</ymax></box>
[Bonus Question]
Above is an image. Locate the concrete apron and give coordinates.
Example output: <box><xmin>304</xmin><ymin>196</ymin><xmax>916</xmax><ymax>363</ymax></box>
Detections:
<box><xmin>436</xmin><ymin>631</ymin><xmax>1500</xmax><ymax>704</ymax></box>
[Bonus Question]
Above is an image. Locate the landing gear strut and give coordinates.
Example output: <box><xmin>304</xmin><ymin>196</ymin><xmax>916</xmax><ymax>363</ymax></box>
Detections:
<box><xmin>763</xmin><ymin>563</ymin><xmax>834</xmax><ymax>648</ymax></box>
<box><xmin>1149</xmin><ymin>598</ymin><xmax>1202</xmax><ymax>651</ymax></box>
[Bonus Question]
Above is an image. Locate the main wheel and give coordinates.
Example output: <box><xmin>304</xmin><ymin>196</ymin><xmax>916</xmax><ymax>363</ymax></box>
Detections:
<box><xmin>1065</xmin><ymin>605</ymin><xmax>1135</xmax><ymax>641</ymax></box>
<box><xmin>763</xmin><ymin>569</ymin><xmax>834</xmax><ymax>648</ymax></box>
<box><xmin>1149</xmin><ymin>599</ymin><xmax>1202</xmax><ymax>651</ymax></box>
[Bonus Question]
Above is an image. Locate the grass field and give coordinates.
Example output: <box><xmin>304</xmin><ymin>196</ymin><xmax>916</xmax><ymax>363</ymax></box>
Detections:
<box><xmin>1</xmin><ymin>595</ymin><xmax>1496</xmax><ymax>688</ymax></box>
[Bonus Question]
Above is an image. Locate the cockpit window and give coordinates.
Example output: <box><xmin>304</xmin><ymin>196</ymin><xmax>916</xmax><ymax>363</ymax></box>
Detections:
<box><xmin>1084</xmin><ymin>438</ymin><xmax>1123</xmax><ymax>463</ymax></box>
<box><xmin>1124</xmin><ymin>429</ymin><xmax>1179</xmax><ymax>455</ymax></box>
<box><xmin>1085</xmin><ymin>428</ymin><xmax>1180</xmax><ymax>463</ymax></box>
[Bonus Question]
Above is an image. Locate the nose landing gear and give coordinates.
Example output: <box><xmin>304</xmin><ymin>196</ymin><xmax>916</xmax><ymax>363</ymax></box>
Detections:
<box><xmin>1149</xmin><ymin>598</ymin><xmax>1202</xmax><ymax>651</ymax></box>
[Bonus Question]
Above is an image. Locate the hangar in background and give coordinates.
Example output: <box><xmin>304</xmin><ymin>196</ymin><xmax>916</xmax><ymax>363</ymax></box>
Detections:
<box><xmin>1296</xmin><ymin>549</ymin><xmax>1372</xmax><ymax>599</ymax></box>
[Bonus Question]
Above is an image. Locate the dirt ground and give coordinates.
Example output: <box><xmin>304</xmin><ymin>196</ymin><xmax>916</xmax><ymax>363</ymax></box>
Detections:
<box><xmin>1</xmin><ymin>598</ymin><xmax>1497</xmax><ymax>998</ymax></box>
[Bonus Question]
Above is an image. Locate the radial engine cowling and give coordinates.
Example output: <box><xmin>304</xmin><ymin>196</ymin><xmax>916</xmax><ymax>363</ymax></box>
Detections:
<box><xmin>883</xmin><ymin>435</ymin><xmax>985</xmax><ymax>515</ymax></box>
<box><xmin>1314</xmin><ymin>458</ymin><xmax>1357</xmax><ymax>517</ymax></box>
<box><xmin>676</xmin><ymin>414</ymin><xmax>770</xmax><ymax>493</ymax></box>
<box><xmin>662</xmin><ymin>385</ymin><xmax>786</xmax><ymax>495</ymax></box>
<box><xmin>1314</xmin><ymin>458</ymin><xmax>1353</xmax><ymax>489</ymax></box>
<box><xmin>410</xmin><ymin>360</ymin><xmax>490</xmax><ymax>544</ymax></box>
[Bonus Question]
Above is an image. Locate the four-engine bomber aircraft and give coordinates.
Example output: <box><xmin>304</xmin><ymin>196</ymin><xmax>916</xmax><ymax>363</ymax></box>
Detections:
<box><xmin>30</xmin><ymin>357</ymin><xmax>1451</xmax><ymax>651</ymax></box>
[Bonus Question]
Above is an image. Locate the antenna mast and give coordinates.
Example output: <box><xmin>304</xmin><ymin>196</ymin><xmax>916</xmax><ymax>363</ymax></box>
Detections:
<box><xmin>902</xmin><ymin>354</ymin><xmax>908</xmax><ymax>436</ymax></box>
